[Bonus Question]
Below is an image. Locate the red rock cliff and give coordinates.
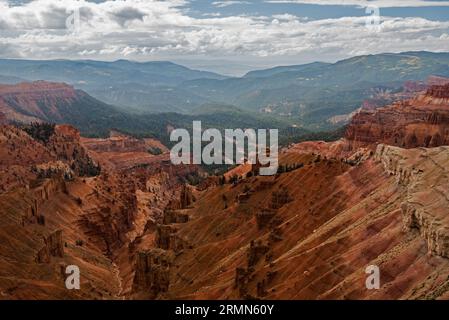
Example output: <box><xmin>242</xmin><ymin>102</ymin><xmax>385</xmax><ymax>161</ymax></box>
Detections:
<box><xmin>0</xmin><ymin>81</ymin><xmax>79</xmax><ymax>122</ymax></box>
<box><xmin>345</xmin><ymin>84</ymin><xmax>449</xmax><ymax>149</ymax></box>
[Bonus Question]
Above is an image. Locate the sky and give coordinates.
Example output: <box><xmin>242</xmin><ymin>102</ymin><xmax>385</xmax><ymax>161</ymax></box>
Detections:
<box><xmin>0</xmin><ymin>0</ymin><xmax>449</xmax><ymax>75</ymax></box>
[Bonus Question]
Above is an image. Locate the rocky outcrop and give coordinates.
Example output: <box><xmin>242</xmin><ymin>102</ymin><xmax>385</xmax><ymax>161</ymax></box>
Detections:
<box><xmin>78</xmin><ymin>200</ymin><xmax>136</xmax><ymax>255</ymax></box>
<box><xmin>233</xmin><ymin>240</ymin><xmax>273</xmax><ymax>298</ymax></box>
<box><xmin>156</xmin><ymin>224</ymin><xmax>186</xmax><ymax>252</ymax></box>
<box><xmin>237</xmin><ymin>192</ymin><xmax>251</xmax><ymax>204</ymax></box>
<box><xmin>36</xmin><ymin>230</ymin><xmax>64</xmax><ymax>263</ymax></box>
<box><xmin>166</xmin><ymin>184</ymin><xmax>194</xmax><ymax>210</ymax></box>
<box><xmin>235</xmin><ymin>267</ymin><xmax>249</xmax><ymax>296</ymax></box>
<box><xmin>32</xmin><ymin>161</ymin><xmax>74</xmax><ymax>181</ymax></box>
<box><xmin>374</xmin><ymin>145</ymin><xmax>414</xmax><ymax>185</ymax></box>
<box><xmin>270</xmin><ymin>186</ymin><xmax>292</xmax><ymax>209</ymax></box>
<box><xmin>247</xmin><ymin>240</ymin><xmax>269</xmax><ymax>268</ymax></box>
<box><xmin>21</xmin><ymin>177</ymin><xmax>67</xmax><ymax>226</ymax></box>
<box><xmin>0</xmin><ymin>122</ymin><xmax>100</xmax><ymax>194</ymax></box>
<box><xmin>30</xmin><ymin>177</ymin><xmax>68</xmax><ymax>201</ymax></box>
<box><xmin>180</xmin><ymin>184</ymin><xmax>193</xmax><ymax>209</ymax></box>
<box><xmin>50</xmin><ymin>125</ymin><xmax>101</xmax><ymax>177</ymax></box>
<box><xmin>375</xmin><ymin>144</ymin><xmax>449</xmax><ymax>258</ymax></box>
<box><xmin>139</xmin><ymin>137</ymin><xmax>449</xmax><ymax>299</ymax></box>
<box><xmin>426</xmin><ymin>83</ymin><xmax>449</xmax><ymax>99</ymax></box>
<box><xmin>81</xmin><ymin>133</ymin><xmax>168</xmax><ymax>154</ymax></box>
<box><xmin>162</xmin><ymin>209</ymin><xmax>189</xmax><ymax>224</ymax></box>
<box><xmin>75</xmin><ymin>172</ymin><xmax>138</xmax><ymax>256</ymax></box>
<box><xmin>346</xmin><ymin>86</ymin><xmax>449</xmax><ymax>150</ymax></box>
<box><xmin>21</xmin><ymin>199</ymin><xmax>45</xmax><ymax>226</ymax></box>
<box><xmin>132</xmin><ymin>249</ymin><xmax>174</xmax><ymax>296</ymax></box>
<box><xmin>402</xmin><ymin>202</ymin><xmax>449</xmax><ymax>258</ymax></box>
<box><xmin>256</xmin><ymin>209</ymin><xmax>276</xmax><ymax>230</ymax></box>
<box><xmin>166</xmin><ymin>184</ymin><xmax>194</xmax><ymax>211</ymax></box>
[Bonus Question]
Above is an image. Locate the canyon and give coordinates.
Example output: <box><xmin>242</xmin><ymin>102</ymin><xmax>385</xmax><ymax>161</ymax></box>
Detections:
<box><xmin>147</xmin><ymin>82</ymin><xmax>449</xmax><ymax>299</ymax></box>
<box><xmin>1</xmin><ymin>81</ymin><xmax>449</xmax><ymax>300</ymax></box>
<box><xmin>0</xmin><ymin>122</ymin><xmax>198</xmax><ymax>299</ymax></box>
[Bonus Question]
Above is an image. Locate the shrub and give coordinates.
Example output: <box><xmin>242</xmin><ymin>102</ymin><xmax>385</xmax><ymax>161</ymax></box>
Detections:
<box><xmin>229</xmin><ymin>174</ymin><xmax>239</xmax><ymax>185</ymax></box>
<box><xmin>219</xmin><ymin>175</ymin><xmax>226</xmax><ymax>185</ymax></box>
<box><xmin>147</xmin><ymin>147</ymin><xmax>163</xmax><ymax>155</ymax></box>
<box><xmin>21</xmin><ymin>122</ymin><xmax>55</xmax><ymax>143</ymax></box>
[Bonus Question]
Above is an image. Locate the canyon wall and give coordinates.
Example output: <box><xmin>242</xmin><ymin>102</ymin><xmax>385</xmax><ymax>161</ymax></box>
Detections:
<box><xmin>0</xmin><ymin>81</ymin><xmax>79</xmax><ymax>122</ymax></box>
<box><xmin>375</xmin><ymin>144</ymin><xmax>449</xmax><ymax>258</ymax></box>
<box><xmin>346</xmin><ymin>84</ymin><xmax>449</xmax><ymax>150</ymax></box>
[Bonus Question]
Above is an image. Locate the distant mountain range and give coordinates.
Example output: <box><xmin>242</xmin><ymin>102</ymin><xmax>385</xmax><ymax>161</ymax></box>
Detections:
<box><xmin>183</xmin><ymin>51</ymin><xmax>449</xmax><ymax>127</ymax></box>
<box><xmin>0</xmin><ymin>59</ymin><xmax>226</xmax><ymax>113</ymax></box>
<box><xmin>0</xmin><ymin>81</ymin><xmax>299</xmax><ymax>146</ymax></box>
<box><xmin>1</xmin><ymin>51</ymin><xmax>449</xmax><ymax>129</ymax></box>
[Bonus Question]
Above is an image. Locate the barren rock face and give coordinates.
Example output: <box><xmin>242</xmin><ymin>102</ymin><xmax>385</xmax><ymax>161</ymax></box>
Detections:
<box><xmin>132</xmin><ymin>249</ymin><xmax>174</xmax><ymax>297</ymax></box>
<box><xmin>36</xmin><ymin>230</ymin><xmax>64</xmax><ymax>264</ymax></box>
<box><xmin>152</xmin><ymin>87</ymin><xmax>449</xmax><ymax>299</ymax></box>
<box><xmin>426</xmin><ymin>84</ymin><xmax>449</xmax><ymax>99</ymax></box>
<box><xmin>151</xmin><ymin>143</ymin><xmax>449</xmax><ymax>300</ymax></box>
<box><xmin>346</xmin><ymin>85</ymin><xmax>449</xmax><ymax>150</ymax></box>
<box><xmin>80</xmin><ymin>134</ymin><xmax>175</xmax><ymax>172</ymax></box>
<box><xmin>0</xmin><ymin>119</ymin><xmax>198</xmax><ymax>299</ymax></box>
<box><xmin>81</xmin><ymin>133</ymin><xmax>168</xmax><ymax>155</ymax></box>
<box><xmin>375</xmin><ymin>144</ymin><xmax>449</xmax><ymax>258</ymax></box>
<box><xmin>0</xmin><ymin>81</ymin><xmax>79</xmax><ymax>123</ymax></box>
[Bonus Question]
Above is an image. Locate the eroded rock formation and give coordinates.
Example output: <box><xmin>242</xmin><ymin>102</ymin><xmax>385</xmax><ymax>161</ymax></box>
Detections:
<box><xmin>2</xmin><ymin>79</ymin><xmax>449</xmax><ymax>300</ymax></box>
<box><xmin>132</xmin><ymin>249</ymin><xmax>174</xmax><ymax>296</ymax></box>
<box><xmin>156</xmin><ymin>224</ymin><xmax>187</xmax><ymax>252</ymax></box>
<box><xmin>346</xmin><ymin>85</ymin><xmax>449</xmax><ymax>150</ymax></box>
<box><xmin>375</xmin><ymin>144</ymin><xmax>449</xmax><ymax>258</ymax></box>
<box><xmin>0</xmin><ymin>119</ymin><xmax>197</xmax><ymax>299</ymax></box>
<box><xmin>36</xmin><ymin>230</ymin><xmax>64</xmax><ymax>264</ymax></box>
<box><xmin>426</xmin><ymin>83</ymin><xmax>449</xmax><ymax>99</ymax></box>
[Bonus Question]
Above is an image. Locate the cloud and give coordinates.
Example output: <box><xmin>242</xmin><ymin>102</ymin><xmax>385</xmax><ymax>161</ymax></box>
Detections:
<box><xmin>0</xmin><ymin>0</ymin><xmax>448</xmax><ymax>64</ymax></box>
<box><xmin>212</xmin><ymin>1</ymin><xmax>251</xmax><ymax>8</ymax></box>
<box><xmin>266</xmin><ymin>0</ymin><xmax>449</xmax><ymax>8</ymax></box>
<box><xmin>202</xmin><ymin>12</ymin><xmax>222</xmax><ymax>17</ymax></box>
<box><xmin>110</xmin><ymin>7</ymin><xmax>146</xmax><ymax>26</ymax></box>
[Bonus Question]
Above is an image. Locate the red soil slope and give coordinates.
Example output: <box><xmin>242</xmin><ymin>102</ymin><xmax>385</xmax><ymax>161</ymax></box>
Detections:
<box><xmin>0</xmin><ymin>81</ymin><xmax>78</xmax><ymax>123</ymax></box>
<box><xmin>0</xmin><ymin>123</ymin><xmax>196</xmax><ymax>299</ymax></box>
<box><xmin>134</xmin><ymin>84</ymin><xmax>449</xmax><ymax>300</ymax></box>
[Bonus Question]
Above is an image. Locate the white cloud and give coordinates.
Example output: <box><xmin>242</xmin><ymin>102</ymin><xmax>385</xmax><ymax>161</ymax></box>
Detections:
<box><xmin>0</xmin><ymin>0</ymin><xmax>448</xmax><ymax>63</ymax></box>
<box><xmin>212</xmin><ymin>1</ymin><xmax>251</xmax><ymax>8</ymax></box>
<box><xmin>202</xmin><ymin>12</ymin><xmax>222</xmax><ymax>17</ymax></box>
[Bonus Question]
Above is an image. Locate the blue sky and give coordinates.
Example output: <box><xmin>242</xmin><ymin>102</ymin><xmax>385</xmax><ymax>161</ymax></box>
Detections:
<box><xmin>0</xmin><ymin>0</ymin><xmax>448</xmax><ymax>75</ymax></box>
<box><xmin>189</xmin><ymin>0</ymin><xmax>449</xmax><ymax>21</ymax></box>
